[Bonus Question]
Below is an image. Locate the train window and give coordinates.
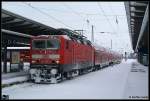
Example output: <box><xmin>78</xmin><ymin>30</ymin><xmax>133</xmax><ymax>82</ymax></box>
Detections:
<box><xmin>32</xmin><ymin>40</ymin><xmax>46</xmax><ymax>49</ymax></box>
<box><xmin>47</xmin><ymin>39</ymin><xmax>60</xmax><ymax>49</ymax></box>
<box><xmin>32</xmin><ymin>39</ymin><xmax>60</xmax><ymax>49</ymax></box>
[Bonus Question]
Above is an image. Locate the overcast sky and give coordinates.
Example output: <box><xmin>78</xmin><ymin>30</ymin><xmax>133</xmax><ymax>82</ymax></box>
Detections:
<box><xmin>2</xmin><ymin>2</ymin><xmax>133</xmax><ymax>54</ymax></box>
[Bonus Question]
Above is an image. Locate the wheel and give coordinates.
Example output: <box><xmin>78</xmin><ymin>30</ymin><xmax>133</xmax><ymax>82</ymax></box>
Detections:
<box><xmin>66</xmin><ymin>72</ymin><xmax>73</xmax><ymax>80</ymax></box>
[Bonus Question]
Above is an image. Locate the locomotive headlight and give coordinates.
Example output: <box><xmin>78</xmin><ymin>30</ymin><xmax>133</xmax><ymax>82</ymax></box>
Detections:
<box><xmin>56</xmin><ymin>60</ymin><xmax>60</xmax><ymax>64</ymax></box>
<box><xmin>32</xmin><ymin>60</ymin><xmax>36</xmax><ymax>63</ymax></box>
<box><xmin>20</xmin><ymin>58</ymin><xmax>23</xmax><ymax>62</ymax></box>
<box><xmin>51</xmin><ymin>69</ymin><xmax>58</xmax><ymax>75</ymax></box>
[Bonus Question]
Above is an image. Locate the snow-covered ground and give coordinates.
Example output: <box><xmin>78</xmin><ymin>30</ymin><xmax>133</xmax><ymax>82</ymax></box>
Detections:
<box><xmin>2</xmin><ymin>71</ymin><xmax>29</xmax><ymax>79</ymax></box>
<box><xmin>123</xmin><ymin>61</ymin><xmax>148</xmax><ymax>99</ymax></box>
<box><xmin>2</xmin><ymin>76</ymin><xmax>29</xmax><ymax>85</ymax></box>
<box><xmin>2</xmin><ymin>59</ymin><xmax>148</xmax><ymax>99</ymax></box>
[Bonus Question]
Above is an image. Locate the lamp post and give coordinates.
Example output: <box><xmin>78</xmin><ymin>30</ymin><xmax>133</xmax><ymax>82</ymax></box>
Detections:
<box><xmin>86</xmin><ymin>19</ymin><xmax>90</xmax><ymax>35</ymax></box>
<box><xmin>91</xmin><ymin>25</ymin><xmax>94</xmax><ymax>44</ymax></box>
<box><xmin>111</xmin><ymin>39</ymin><xmax>112</xmax><ymax>49</ymax></box>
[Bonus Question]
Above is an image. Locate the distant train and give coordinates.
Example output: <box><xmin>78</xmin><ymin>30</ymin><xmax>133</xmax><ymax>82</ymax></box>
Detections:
<box><xmin>29</xmin><ymin>28</ymin><xmax>122</xmax><ymax>83</ymax></box>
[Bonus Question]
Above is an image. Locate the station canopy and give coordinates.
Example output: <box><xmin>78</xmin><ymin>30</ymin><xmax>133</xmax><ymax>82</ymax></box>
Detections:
<box><xmin>2</xmin><ymin>9</ymin><xmax>58</xmax><ymax>47</ymax></box>
<box><xmin>2</xmin><ymin>9</ymin><xmax>57</xmax><ymax>35</ymax></box>
<box><xmin>125</xmin><ymin>2</ymin><xmax>149</xmax><ymax>54</ymax></box>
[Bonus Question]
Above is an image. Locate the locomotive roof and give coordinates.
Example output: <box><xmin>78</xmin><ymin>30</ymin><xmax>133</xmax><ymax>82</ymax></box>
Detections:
<box><xmin>32</xmin><ymin>34</ymin><xmax>71</xmax><ymax>40</ymax></box>
<box><xmin>93</xmin><ymin>43</ymin><xmax>119</xmax><ymax>54</ymax></box>
<box><xmin>56</xmin><ymin>28</ymin><xmax>93</xmax><ymax>45</ymax></box>
<box><xmin>32</xmin><ymin>28</ymin><xmax>121</xmax><ymax>55</ymax></box>
<box><xmin>56</xmin><ymin>28</ymin><xmax>87</xmax><ymax>39</ymax></box>
<box><xmin>31</xmin><ymin>28</ymin><xmax>92</xmax><ymax>45</ymax></box>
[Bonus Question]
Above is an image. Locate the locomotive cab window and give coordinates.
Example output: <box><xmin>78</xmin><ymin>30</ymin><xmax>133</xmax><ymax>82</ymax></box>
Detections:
<box><xmin>32</xmin><ymin>40</ymin><xmax>46</xmax><ymax>49</ymax></box>
<box><xmin>32</xmin><ymin>39</ymin><xmax>60</xmax><ymax>49</ymax></box>
<box><xmin>47</xmin><ymin>39</ymin><xmax>60</xmax><ymax>49</ymax></box>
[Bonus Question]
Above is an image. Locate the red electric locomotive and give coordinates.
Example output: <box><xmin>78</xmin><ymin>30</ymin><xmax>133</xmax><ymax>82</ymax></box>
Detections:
<box><xmin>20</xmin><ymin>50</ymin><xmax>30</xmax><ymax>62</ymax></box>
<box><xmin>29</xmin><ymin>29</ymin><xmax>95</xmax><ymax>83</ymax></box>
<box><xmin>29</xmin><ymin>28</ymin><xmax>122</xmax><ymax>83</ymax></box>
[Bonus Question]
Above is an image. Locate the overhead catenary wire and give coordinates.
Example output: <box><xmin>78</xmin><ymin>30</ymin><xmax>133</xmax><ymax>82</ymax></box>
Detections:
<box><xmin>62</xmin><ymin>3</ymin><xmax>98</xmax><ymax>35</ymax></box>
<box><xmin>36</xmin><ymin>6</ymin><xmax>126</xmax><ymax>17</ymax></box>
<box><xmin>108</xmin><ymin>3</ymin><xmax>120</xmax><ymax>35</ymax></box>
<box><xmin>62</xmin><ymin>3</ymin><xmax>86</xmax><ymax>20</ymax></box>
<box><xmin>62</xmin><ymin>3</ymin><xmax>88</xmax><ymax>32</ymax></box>
<box><xmin>22</xmin><ymin>2</ymin><xmax>75</xmax><ymax>30</ymax></box>
<box><xmin>97</xmin><ymin>2</ymin><xmax>117</xmax><ymax>35</ymax></box>
<box><xmin>38</xmin><ymin>4</ymin><xmax>126</xmax><ymax>17</ymax></box>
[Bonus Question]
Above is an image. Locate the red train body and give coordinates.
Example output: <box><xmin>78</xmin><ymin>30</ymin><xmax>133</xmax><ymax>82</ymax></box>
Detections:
<box><xmin>20</xmin><ymin>50</ymin><xmax>30</xmax><ymax>62</ymax></box>
<box><xmin>29</xmin><ymin>29</ymin><xmax>122</xmax><ymax>83</ymax></box>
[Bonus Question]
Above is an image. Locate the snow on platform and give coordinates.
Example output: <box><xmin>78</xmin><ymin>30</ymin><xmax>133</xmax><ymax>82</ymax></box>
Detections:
<box><xmin>123</xmin><ymin>61</ymin><xmax>148</xmax><ymax>99</ymax></box>
<box><xmin>2</xmin><ymin>62</ymin><xmax>30</xmax><ymax>85</ymax></box>
<box><xmin>2</xmin><ymin>71</ymin><xmax>29</xmax><ymax>80</ymax></box>
<box><xmin>2</xmin><ymin>76</ymin><xmax>29</xmax><ymax>85</ymax></box>
<box><xmin>2</xmin><ymin>71</ymin><xmax>29</xmax><ymax>85</ymax></box>
<box><xmin>2</xmin><ymin>59</ymin><xmax>148</xmax><ymax>99</ymax></box>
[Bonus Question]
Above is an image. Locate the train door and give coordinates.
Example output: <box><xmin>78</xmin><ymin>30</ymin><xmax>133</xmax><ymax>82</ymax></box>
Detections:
<box><xmin>69</xmin><ymin>40</ymin><xmax>73</xmax><ymax>65</ymax></box>
<box><xmin>71</xmin><ymin>39</ymin><xmax>77</xmax><ymax>67</ymax></box>
<box><xmin>72</xmin><ymin>40</ymin><xmax>74</xmax><ymax>66</ymax></box>
<box><xmin>66</xmin><ymin>40</ymin><xmax>74</xmax><ymax>66</ymax></box>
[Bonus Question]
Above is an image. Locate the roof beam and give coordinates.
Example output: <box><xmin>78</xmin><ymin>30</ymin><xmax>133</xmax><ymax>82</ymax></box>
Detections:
<box><xmin>124</xmin><ymin>2</ymin><xmax>134</xmax><ymax>49</ymax></box>
<box><xmin>135</xmin><ymin>4</ymin><xmax>149</xmax><ymax>52</ymax></box>
<box><xmin>130</xmin><ymin>7</ymin><xmax>145</xmax><ymax>13</ymax></box>
<box><xmin>8</xmin><ymin>23</ymin><xmax>34</xmax><ymax>29</ymax></box>
<box><xmin>2</xmin><ymin>17</ymin><xmax>15</xmax><ymax>23</ymax></box>
<box><xmin>130</xmin><ymin>2</ymin><xmax>147</xmax><ymax>7</ymax></box>
<box><xmin>2</xmin><ymin>29</ymin><xmax>34</xmax><ymax>38</ymax></box>
<box><xmin>2</xmin><ymin>20</ymin><xmax>26</xmax><ymax>26</ymax></box>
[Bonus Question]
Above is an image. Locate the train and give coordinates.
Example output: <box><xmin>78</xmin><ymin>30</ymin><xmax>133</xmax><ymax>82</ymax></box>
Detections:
<box><xmin>29</xmin><ymin>28</ymin><xmax>122</xmax><ymax>83</ymax></box>
<box><xmin>20</xmin><ymin>50</ymin><xmax>30</xmax><ymax>62</ymax></box>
